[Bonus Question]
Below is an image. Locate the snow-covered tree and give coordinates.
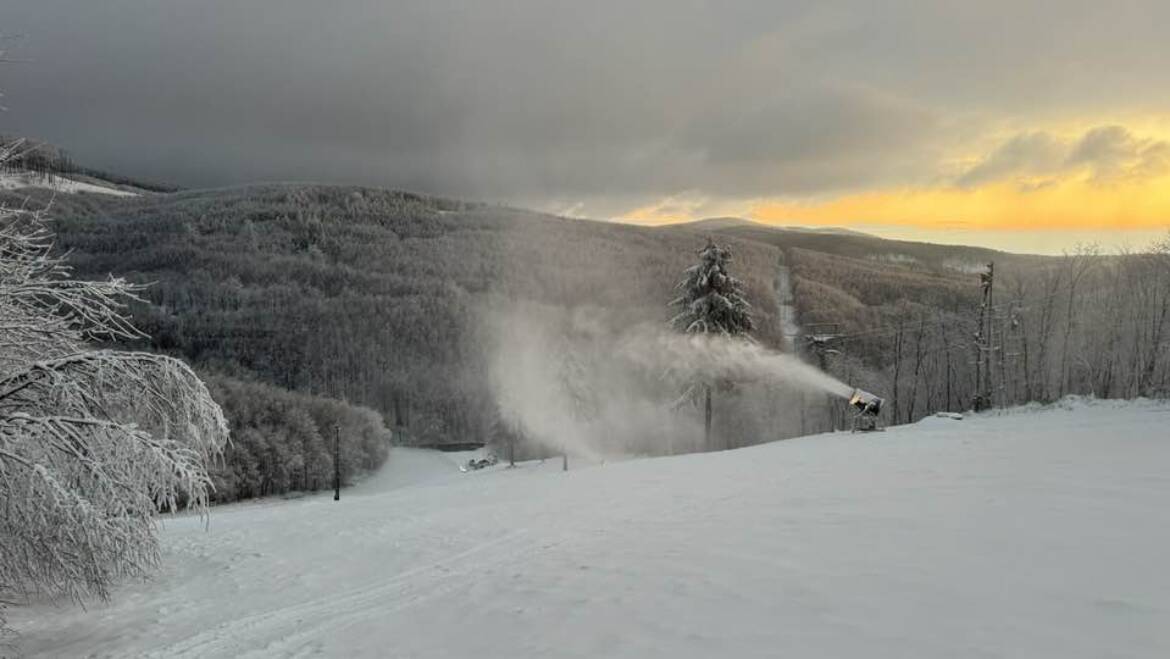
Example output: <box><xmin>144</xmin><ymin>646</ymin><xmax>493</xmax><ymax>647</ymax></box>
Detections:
<box><xmin>0</xmin><ymin>178</ymin><xmax>229</xmax><ymax>637</ymax></box>
<box><xmin>670</xmin><ymin>238</ymin><xmax>754</xmax><ymax>450</ymax></box>
<box><xmin>671</xmin><ymin>239</ymin><xmax>754</xmax><ymax>337</ymax></box>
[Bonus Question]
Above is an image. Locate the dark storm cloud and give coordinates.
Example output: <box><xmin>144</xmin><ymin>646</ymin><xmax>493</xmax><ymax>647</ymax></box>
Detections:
<box><xmin>4</xmin><ymin>1</ymin><xmax>1170</xmax><ymax>213</ymax></box>
<box><xmin>957</xmin><ymin>132</ymin><xmax>1066</xmax><ymax>188</ymax></box>
<box><xmin>1067</xmin><ymin>126</ymin><xmax>1145</xmax><ymax>181</ymax></box>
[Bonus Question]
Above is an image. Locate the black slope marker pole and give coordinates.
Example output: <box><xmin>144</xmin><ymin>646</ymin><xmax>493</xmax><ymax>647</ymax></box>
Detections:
<box><xmin>333</xmin><ymin>425</ymin><xmax>341</xmax><ymax>501</ymax></box>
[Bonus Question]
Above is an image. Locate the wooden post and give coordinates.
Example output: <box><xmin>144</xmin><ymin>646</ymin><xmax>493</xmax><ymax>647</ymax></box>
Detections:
<box><xmin>333</xmin><ymin>425</ymin><xmax>340</xmax><ymax>501</ymax></box>
<box><xmin>799</xmin><ymin>391</ymin><xmax>807</xmax><ymax>435</ymax></box>
<box><xmin>703</xmin><ymin>384</ymin><xmax>713</xmax><ymax>450</ymax></box>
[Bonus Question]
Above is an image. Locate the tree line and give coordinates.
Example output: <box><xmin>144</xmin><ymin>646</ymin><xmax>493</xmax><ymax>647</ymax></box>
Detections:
<box><xmin>786</xmin><ymin>240</ymin><xmax>1170</xmax><ymax>430</ymax></box>
<box><xmin>204</xmin><ymin>376</ymin><xmax>392</xmax><ymax>502</ymax></box>
<box><xmin>0</xmin><ymin>135</ymin><xmax>179</xmax><ymax>192</ymax></box>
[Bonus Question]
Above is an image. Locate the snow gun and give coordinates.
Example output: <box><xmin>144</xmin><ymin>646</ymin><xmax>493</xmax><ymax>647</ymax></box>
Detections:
<box><xmin>848</xmin><ymin>388</ymin><xmax>883</xmax><ymax>432</ymax></box>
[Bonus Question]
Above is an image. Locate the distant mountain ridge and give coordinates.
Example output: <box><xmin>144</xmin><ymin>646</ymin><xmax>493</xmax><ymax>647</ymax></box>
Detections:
<box><xmin>675</xmin><ymin>216</ymin><xmax>875</xmax><ymax>238</ymax></box>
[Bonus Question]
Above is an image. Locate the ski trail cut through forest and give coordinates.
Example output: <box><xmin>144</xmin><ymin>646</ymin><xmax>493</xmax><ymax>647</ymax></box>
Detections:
<box><xmin>775</xmin><ymin>254</ymin><xmax>801</xmax><ymax>354</ymax></box>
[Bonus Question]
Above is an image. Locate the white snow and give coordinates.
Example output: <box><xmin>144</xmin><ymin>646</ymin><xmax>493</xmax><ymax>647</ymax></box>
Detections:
<box><xmin>10</xmin><ymin>399</ymin><xmax>1170</xmax><ymax>658</ymax></box>
<box><xmin>0</xmin><ymin>172</ymin><xmax>139</xmax><ymax>197</ymax></box>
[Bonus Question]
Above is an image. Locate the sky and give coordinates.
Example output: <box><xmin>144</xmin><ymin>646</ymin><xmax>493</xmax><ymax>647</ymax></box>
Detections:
<box><xmin>3</xmin><ymin>0</ymin><xmax>1170</xmax><ymax>254</ymax></box>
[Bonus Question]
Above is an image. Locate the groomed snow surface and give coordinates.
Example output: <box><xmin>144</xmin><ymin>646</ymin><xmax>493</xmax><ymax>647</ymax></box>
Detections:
<box><xmin>11</xmin><ymin>399</ymin><xmax>1170</xmax><ymax>658</ymax></box>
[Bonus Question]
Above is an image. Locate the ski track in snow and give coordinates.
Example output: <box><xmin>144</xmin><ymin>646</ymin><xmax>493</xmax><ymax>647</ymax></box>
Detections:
<box><xmin>157</xmin><ymin>531</ymin><xmax>537</xmax><ymax>658</ymax></box>
<box><xmin>10</xmin><ymin>401</ymin><xmax>1170</xmax><ymax>658</ymax></box>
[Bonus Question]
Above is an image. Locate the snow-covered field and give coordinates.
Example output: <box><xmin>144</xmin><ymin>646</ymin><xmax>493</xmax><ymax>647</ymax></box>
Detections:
<box><xmin>11</xmin><ymin>400</ymin><xmax>1170</xmax><ymax>658</ymax></box>
<box><xmin>0</xmin><ymin>172</ymin><xmax>139</xmax><ymax>197</ymax></box>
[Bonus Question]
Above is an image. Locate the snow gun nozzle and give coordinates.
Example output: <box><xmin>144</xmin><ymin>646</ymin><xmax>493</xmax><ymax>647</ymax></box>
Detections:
<box><xmin>849</xmin><ymin>389</ymin><xmax>883</xmax><ymax>416</ymax></box>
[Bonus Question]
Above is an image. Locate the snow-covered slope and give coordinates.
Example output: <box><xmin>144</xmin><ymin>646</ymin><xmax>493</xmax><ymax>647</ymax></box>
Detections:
<box><xmin>0</xmin><ymin>171</ymin><xmax>139</xmax><ymax>197</ymax></box>
<box><xmin>11</xmin><ymin>401</ymin><xmax>1170</xmax><ymax>658</ymax></box>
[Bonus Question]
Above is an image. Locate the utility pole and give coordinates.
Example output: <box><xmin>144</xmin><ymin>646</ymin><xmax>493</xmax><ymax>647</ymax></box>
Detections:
<box><xmin>333</xmin><ymin>425</ymin><xmax>341</xmax><ymax>501</ymax></box>
<box><xmin>939</xmin><ymin>313</ymin><xmax>954</xmax><ymax>412</ymax></box>
<box><xmin>986</xmin><ymin>261</ymin><xmax>995</xmax><ymax>404</ymax></box>
<box><xmin>999</xmin><ymin>301</ymin><xmax>1011</xmax><ymax>404</ymax></box>
<box><xmin>973</xmin><ymin>262</ymin><xmax>995</xmax><ymax>411</ymax></box>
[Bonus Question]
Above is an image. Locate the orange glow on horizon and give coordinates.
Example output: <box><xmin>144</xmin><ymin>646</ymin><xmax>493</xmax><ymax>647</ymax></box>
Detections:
<box><xmin>749</xmin><ymin>176</ymin><xmax>1170</xmax><ymax>232</ymax></box>
<box><xmin>615</xmin><ymin>118</ymin><xmax>1170</xmax><ymax>251</ymax></box>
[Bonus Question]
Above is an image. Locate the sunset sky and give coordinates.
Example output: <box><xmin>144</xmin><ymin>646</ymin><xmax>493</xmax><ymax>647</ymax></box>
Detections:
<box><xmin>5</xmin><ymin>1</ymin><xmax>1170</xmax><ymax>253</ymax></box>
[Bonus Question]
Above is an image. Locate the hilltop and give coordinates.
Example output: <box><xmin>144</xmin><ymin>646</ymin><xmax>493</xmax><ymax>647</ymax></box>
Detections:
<box><xmin>0</xmin><ymin>136</ymin><xmax>179</xmax><ymax>195</ymax></box>
<box><xmin>675</xmin><ymin>216</ymin><xmax>874</xmax><ymax>239</ymax></box>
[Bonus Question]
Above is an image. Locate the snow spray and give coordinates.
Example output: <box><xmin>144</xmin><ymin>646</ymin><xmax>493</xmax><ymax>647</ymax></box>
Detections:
<box><xmin>485</xmin><ymin>302</ymin><xmax>856</xmax><ymax>459</ymax></box>
<box><xmin>619</xmin><ymin>330</ymin><xmax>856</xmax><ymax>400</ymax></box>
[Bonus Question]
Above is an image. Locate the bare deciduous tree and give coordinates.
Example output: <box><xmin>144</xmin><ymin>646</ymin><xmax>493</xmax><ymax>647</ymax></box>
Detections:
<box><xmin>0</xmin><ymin>177</ymin><xmax>229</xmax><ymax>638</ymax></box>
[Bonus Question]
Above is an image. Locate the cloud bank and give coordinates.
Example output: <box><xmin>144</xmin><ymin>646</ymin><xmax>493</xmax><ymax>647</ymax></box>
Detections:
<box><xmin>4</xmin><ymin>1</ymin><xmax>1170</xmax><ymax>240</ymax></box>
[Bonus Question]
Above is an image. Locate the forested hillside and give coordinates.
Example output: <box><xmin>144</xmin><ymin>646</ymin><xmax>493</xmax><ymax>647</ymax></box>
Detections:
<box><xmin>9</xmin><ymin>185</ymin><xmax>783</xmax><ymax>450</ymax></box>
<box><xmin>5</xmin><ymin>183</ymin><xmax>1165</xmax><ymax>457</ymax></box>
<box><xmin>703</xmin><ymin>221</ymin><xmax>1170</xmax><ymax>429</ymax></box>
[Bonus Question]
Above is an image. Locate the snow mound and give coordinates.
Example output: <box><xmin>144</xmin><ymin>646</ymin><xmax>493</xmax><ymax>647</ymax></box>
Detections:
<box><xmin>10</xmin><ymin>401</ymin><xmax>1170</xmax><ymax>658</ymax></box>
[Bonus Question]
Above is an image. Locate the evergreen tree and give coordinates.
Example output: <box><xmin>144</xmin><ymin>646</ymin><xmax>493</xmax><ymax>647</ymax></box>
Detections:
<box><xmin>670</xmin><ymin>238</ymin><xmax>754</xmax><ymax>450</ymax></box>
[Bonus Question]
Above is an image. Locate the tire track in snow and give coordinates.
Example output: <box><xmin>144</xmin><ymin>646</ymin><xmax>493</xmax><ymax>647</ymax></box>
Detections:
<box><xmin>149</xmin><ymin>531</ymin><xmax>534</xmax><ymax>658</ymax></box>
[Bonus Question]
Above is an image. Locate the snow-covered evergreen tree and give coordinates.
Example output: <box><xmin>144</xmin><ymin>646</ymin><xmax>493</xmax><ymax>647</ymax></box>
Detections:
<box><xmin>0</xmin><ymin>147</ymin><xmax>229</xmax><ymax>637</ymax></box>
<box><xmin>670</xmin><ymin>238</ymin><xmax>754</xmax><ymax>337</ymax></box>
<box><xmin>670</xmin><ymin>238</ymin><xmax>754</xmax><ymax>450</ymax></box>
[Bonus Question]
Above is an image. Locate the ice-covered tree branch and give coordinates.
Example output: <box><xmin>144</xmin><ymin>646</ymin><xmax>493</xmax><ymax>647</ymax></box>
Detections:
<box><xmin>0</xmin><ymin>166</ymin><xmax>228</xmax><ymax>636</ymax></box>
